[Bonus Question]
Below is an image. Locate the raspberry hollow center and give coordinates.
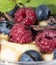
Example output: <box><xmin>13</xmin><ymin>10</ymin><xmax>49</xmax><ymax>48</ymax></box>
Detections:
<box><xmin>22</xmin><ymin>12</ymin><xmax>26</xmax><ymax>18</ymax></box>
<box><xmin>45</xmin><ymin>35</ymin><xmax>52</xmax><ymax>40</ymax></box>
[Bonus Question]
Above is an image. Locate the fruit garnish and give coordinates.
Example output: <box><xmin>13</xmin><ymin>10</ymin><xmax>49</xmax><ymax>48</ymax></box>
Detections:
<box><xmin>35</xmin><ymin>5</ymin><xmax>51</xmax><ymax>21</ymax></box>
<box><xmin>54</xmin><ymin>50</ymin><xmax>56</xmax><ymax>59</ymax></box>
<box><xmin>35</xmin><ymin>29</ymin><xmax>56</xmax><ymax>53</ymax></box>
<box><xmin>14</xmin><ymin>7</ymin><xmax>36</xmax><ymax>25</ymax></box>
<box><xmin>53</xmin><ymin>38</ymin><xmax>56</xmax><ymax>48</ymax></box>
<box><xmin>9</xmin><ymin>23</ymin><xmax>33</xmax><ymax>43</ymax></box>
<box><xmin>0</xmin><ymin>20</ymin><xmax>14</xmax><ymax>34</ymax></box>
<box><xmin>20</xmin><ymin>50</ymin><xmax>43</xmax><ymax>62</ymax></box>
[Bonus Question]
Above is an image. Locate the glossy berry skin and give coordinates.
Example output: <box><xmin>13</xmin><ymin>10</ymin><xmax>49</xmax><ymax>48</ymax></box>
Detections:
<box><xmin>54</xmin><ymin>49</ymin><xmax>56</xmax><ymax>59</ymax></box>
<box><xmin>14</xmin><ymin>7</ymin><xmax>36</xmax><ymax>25</ymax></box>
<box><xmin>35</xmin><ymin>5</ymin><xmax>51</xmax><ymax>21</ymax></box>
<box><xmin>0</xmin><ymin>21</ymin><xmax>14</xmax><ymax>35</ymax></box>
<box><xmin>9</xmin><ymin>23</ymin><xmax>33</xmax><ymax>43</ymax></box>
<box><xmin>7</xmin><ymin>5</ymin><xmax>19</xmax><ymax>17</ymax></box>
<box><xmin>20</xmin><ymin>50</ymin><xmax>43</xmax><ymax>62</ymax></box>
<box><xmin>35</xmin><ymin>29</ymin><xmax>56</xmax><ymax>53</ymax></box>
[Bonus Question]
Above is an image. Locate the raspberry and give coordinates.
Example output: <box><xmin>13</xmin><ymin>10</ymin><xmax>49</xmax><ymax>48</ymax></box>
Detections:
<box><xmin>9</xmin><ymin>23</ymin><xmax>33</xmax><ymax>43</ymax></box>
<box><xmin>35</xmin><ymin>29</ymin><xmax>56</xmax><ymax>53</ymax></box>
<box><xmin>53</xmin><ymin>38</ymin><xmax>56</xmax><ymax>48</ymax></box>
<box><xmin>14</xmin><ymin>7</ymin><xmax>36</xmax><ymax>25</ymax></box>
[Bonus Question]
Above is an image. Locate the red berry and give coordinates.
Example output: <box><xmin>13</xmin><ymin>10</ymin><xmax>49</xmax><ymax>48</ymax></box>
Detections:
<box><xmin>9</xmin><ymin>23</ymin><xmax>33</xmax><ymax>43</ymax></box>
<box><xmin>14</xmin><ymin>7</ymin><xmax>36</xmax><ymax>25</ymax></box>
<box><xmin>35</xmin><ymin>29</ymin><xmax>56</xmax><ymax>53</ymax></box>
<box><xmin>53</xmin><ymin>38</ymin><xmax>56</xmax><ymax>48</ymax></box>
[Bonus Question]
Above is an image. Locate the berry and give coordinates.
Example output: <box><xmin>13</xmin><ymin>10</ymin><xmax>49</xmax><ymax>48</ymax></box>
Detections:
<box><xmin>35</xmin><ymin>5</ymin><xmax>51</xmax><ymax>21</ymax></box>
<box><xmin>7</xmin><ymin>5</ymin><xmax>19</xmax><ymax>17</ymax></box>
<box><xmin>54</xmin><ymin>49</ymin><xmax>56</xmax><ymax>59</ymax></box>
<box><xmin>20</xmin><ymin>50</ymin><xmax>43</xmax><ymax>62</ymax></box>
<box><xmin>14</xmin><ymin>7</ymin><xmax>36</xmax><ymax>25</ymax></box>
<box><xmin>0</xmin><ymin>20</ymin><xmax>14</xmax><ymax>35</ymax></box>
<box><xmin>35</xmin><ymin>29</ymin><xmax>56</xmax><ymax>53</ymax></box>
<box><xmin>53</xmin><ymin>38</ymin><xmax>56</xmax><ymax>48</ymax></box>
<box><xmin>9</xmin><ymin>23</ymin><xmax>33</xmax><ymax>43</ymax></box>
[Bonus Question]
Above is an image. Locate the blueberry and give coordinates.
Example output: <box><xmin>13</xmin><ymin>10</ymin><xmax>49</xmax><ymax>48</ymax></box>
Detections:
<box><xmin>54</xmin><ymin>49</ymin><xmax>56</xmax><ymax>59</ymax></box>
<box><xmin>7</xmin><ymin>5</ymin><xmax>19</xmax><ymax>17</ymax></box>
<box><xmin>0</xmin><ymin>20</ymin><xmax>15</xmax><ymax>34</ymax></box>
<box><xmin>35</xmin><ymin>5</ymin><xmax>51</xmax><ymax>21</ymax></box>
<box><xmin>20</xmin><ymin>50</ymin><xmax>43</xmax><ymax>62</ymax></box>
